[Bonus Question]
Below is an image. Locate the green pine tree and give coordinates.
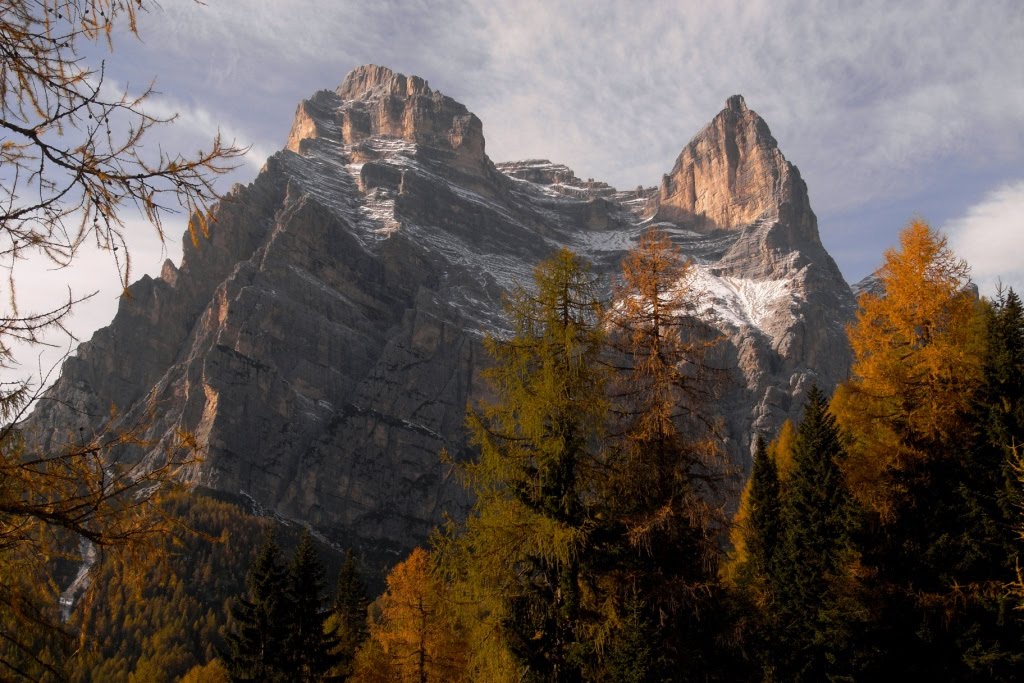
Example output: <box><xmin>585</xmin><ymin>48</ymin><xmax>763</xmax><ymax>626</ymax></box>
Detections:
<box><xmin>226</xmin><ymin>532</ymin><xmax>292</xmax><ymax>682</ymax></box>
<box><xmin>286</xmin><ymin>530</ymin><xmax>343</xmax><ymax>682</ymax></box>
<box><xmin>329</xmin><ymin>549</ymin><xmax>370</xmax><ymax>679</ymax></box>
<box><xmin>773</xmin><ymin>386</ymin><xmax>861</xmax><ymax>681</ymax></box>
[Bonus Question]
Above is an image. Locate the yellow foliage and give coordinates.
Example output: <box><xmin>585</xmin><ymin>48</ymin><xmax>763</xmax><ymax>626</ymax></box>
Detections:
<box><xmin>768</xmin><ymin>419</ymin><xmax>796</xmax><ymax>482</ymax></box>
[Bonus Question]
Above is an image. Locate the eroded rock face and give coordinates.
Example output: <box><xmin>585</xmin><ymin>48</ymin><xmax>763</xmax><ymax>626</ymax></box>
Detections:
<box><xmin>26</xmin><ymin>66</ymin><xmax>855</xmax><ymax>571</ymax></box>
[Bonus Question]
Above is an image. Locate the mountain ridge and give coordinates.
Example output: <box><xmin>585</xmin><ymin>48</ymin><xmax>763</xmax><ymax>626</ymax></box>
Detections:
<box><xmin>24</xmin><ymin>64</ymin><xmax>855</xmax><ymax>569</ymax></box>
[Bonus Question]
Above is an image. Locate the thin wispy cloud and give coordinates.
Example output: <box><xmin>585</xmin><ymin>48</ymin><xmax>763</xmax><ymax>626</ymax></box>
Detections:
<box><xmin>18</xmin><ymin>0</ymin><xmax>1022</xmax><ymax>361</ymax></box>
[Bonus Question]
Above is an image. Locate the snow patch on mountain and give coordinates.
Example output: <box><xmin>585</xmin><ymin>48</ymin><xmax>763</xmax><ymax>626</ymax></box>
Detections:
<box><xmin>690</xmin><ymin>267</ymin><xmax>795</xmax><ymax>338</ymax></box>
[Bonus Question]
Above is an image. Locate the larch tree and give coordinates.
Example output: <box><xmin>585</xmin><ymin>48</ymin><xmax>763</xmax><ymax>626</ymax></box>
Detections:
<box><xmin>0</xmin><ymin>1</ymin><xmax>242</xmax><ymax>679</ymax></box>
<box><xmin>832</xmin><ymin>219</ymin><xmax>985</xmax><ymax>511</ymax></box>
<box><xmin>831</xmin><ymin>220</ymin><xmax>1017</xmax><ymax>679</ymax></box>
<box><xmin>457</xmin><ymin>247</ymin><xmax>608</xmax><ymax>682</ymax></box>
<box><xmin>355</xmin><ymin>547</ymin><xmax>467</xmax><ymax>683</ymax></box>
<box><xmin>601</xmin><ymin>228</ymin><xmax>730</xmax><ymax>676</ymax></box>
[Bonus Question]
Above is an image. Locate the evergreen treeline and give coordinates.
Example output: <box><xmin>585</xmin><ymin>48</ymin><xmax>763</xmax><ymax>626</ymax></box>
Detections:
<box><xmin>15</xmin><ymin>220</ymin><xmax>1024</xmax><ymax>682</ymax></box>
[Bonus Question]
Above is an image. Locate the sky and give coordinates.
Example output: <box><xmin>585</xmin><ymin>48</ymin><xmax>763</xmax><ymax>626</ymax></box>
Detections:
<box><xmin>12</xmin><ymin>0</ymin><xmax>1024</xmax><ymax>384</ymax></box>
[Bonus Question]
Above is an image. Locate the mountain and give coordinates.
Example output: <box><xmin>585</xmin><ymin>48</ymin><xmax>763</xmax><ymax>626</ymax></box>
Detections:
<box><xmin>25</xmin><ymin>65</ymin><xmax>855</xmax><ymax>567</ymax></box>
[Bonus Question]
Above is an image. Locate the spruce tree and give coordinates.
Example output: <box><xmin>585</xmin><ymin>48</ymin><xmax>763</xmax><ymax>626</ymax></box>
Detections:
<box><xmin>286</xmin><ymin>530</ymin><xmax>343</xmax><ymax>682</ymax></box>
<box><xmin>773</xmin><ymin>386</ymin><xmax>860</xmax><ymax>680</ymax></box>
<box><xmin>331</xmin><ymin>549</ymin><xmax>370</xmax><ymax>678</ymax></box>
<box><xmin>226</xmin><ymin>532</ymin><xmax>292</xmax><ymax>682</ymax></box>
<box><xmin>745</xmin><ymin>436</ymin><xmax>782</xmax><ymax>589</ymax></box>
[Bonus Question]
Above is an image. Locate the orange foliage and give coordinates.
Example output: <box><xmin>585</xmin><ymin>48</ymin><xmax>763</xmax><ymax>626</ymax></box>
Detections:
<box><xmin>832</xmin><ymin>219</ymin><xmax>985</xmax><ymax>512</ymax></box>
<box><xmin>353</xmin><ymin>548</ymin><xmax>467</xmax><ymax>683</ymax></box>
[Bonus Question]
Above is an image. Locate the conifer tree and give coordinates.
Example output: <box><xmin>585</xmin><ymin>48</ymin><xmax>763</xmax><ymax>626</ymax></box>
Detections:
<box><xmin>226</xmin><ymin>533</ymin><xmax>292</xmax><ymax>682</ymax></box>
<box><xmin>459</xmin><ymin>247</ymin><xmax>608</xmax><ymax>682</ymax></box>
<box><xmin>353</xmin><ymin>547</ymin><xmax>467</xmax><ymax>683</ymax></box>
<box><xmin>286</xmin><ymin>530</ymin><xmax>343</xmax><ymax>682</ymax></box>
<box><xmin>773</xmin><ymin>387</ymin><xmax>860</xmax><ymax>680</ymax></box>
<box><xmin>743</xmin><ymin>437</ymin><xmax>782</xmax><ymax>593</ymax></box>
<box><xmin>832</xmin><ymin>219</ymin><xmax>984</xmax><ymax>511</ymax></box>
<box><xmin>831</xmin><ymin>220</ymin><xmax>1018</xmax><ymax>678</ymax></box>
<box><xmin>329</xmin><ymin>549</ymin><xmax>371</xmax><ymax>678</ymax></box>
<box><xmin>601</xmin><ymin>229</ymin><xmax>729</xmax><ymax>675</ymax></box>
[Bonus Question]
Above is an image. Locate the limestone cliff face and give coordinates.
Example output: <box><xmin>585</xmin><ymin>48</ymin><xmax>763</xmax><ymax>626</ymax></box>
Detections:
<box><xmin>288</xmin><ymin>65</ymin><xmax>489</xmax><ymax>181</ymax></box>
<box><xmin>657</xmin><ymin>95</ymin><xmax>814</xmax><ymax>242</ymax></box>
<box><xmin>26</xmin><ymin>67</ymin><xmax>856</xmax><ymax>571</ymax></box>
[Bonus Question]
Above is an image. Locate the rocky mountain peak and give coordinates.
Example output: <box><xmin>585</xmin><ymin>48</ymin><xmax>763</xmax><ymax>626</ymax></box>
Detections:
<box><xmin>286</xmin><ymin>64</ymin><xmax>487</xmax><ymax>178</ymax></box>
<box><xmin>27</xmin><ymin>68</ymin><xmax>857</xmax><ymax>577</ymax></box>
<box><xmin>336</xmin><ymin>64</ymin><xmax>434</xmax><ymax>101</ymax></box>
<box><xmin>726</xmin><ymin>94</ymin><xmax>748</xmax><ymax>112</ymax></box>
<box><xmin>655</xmin><ymin>95</ymin><xmax>817</xmax><ymax>251</ymax></box>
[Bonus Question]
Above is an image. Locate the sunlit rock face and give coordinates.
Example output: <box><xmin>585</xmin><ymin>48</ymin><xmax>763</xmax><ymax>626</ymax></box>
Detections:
<box><xmin>27</xmin><ymin>66</ymin><xmax>854</xmax><ymax>570</ymax></box>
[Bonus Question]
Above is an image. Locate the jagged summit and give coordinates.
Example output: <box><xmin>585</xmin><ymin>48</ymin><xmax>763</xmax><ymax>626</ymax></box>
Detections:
<box><xmin>287</xmin><ymin>65</ymin><xmax>487</xmax><ymax>177</ymax></box>
<box><xmin>656</xmin><ymin>94</ymin><xmax>815</xmax><ymax>250</ymax></box>
<box><xmin>336</xmin><ymin>64</ymin><xmax>437</xmax><ymax>101</ymax></box>
<box><xmin>726</xmin><ymin>94</ymin><xmax>748</xmax><ymax>112</ymax></box>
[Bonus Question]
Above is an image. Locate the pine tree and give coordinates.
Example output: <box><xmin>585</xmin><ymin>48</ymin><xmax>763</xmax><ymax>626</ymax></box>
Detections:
<box><xmin>226</xmin><ymin>533</ymin><xmax>292</xmax><ymax>682</ymax></box>
<box><xmin>329</xmin><ymin>549</ymin><xmax>371</xmax><ymax>678</ymax></box>
<box><xmin>286</xmin><ymin>530</ymin><xmax>343</xmax><ymax>682</ymax></box>
<box><xmin>773</xmin><ymin>387</ymin><xmax>860</xmax><ymax>680</ymax></box>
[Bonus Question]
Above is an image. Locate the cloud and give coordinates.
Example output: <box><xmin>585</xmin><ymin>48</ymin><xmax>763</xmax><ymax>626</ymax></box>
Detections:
<box><xmin>14</xmin><ymin>0</ymin><xmax>1021</xmax><ymax>353</ymax></box>
<box><xmin>946</xmin><ymin>180</ymin><xmax>1024</xmax><ymax>297</ymax></box>
<box><xmin>112</xmin><ymin>1</ymin><xmax>1024</xmax><ymax>212</ymax></box>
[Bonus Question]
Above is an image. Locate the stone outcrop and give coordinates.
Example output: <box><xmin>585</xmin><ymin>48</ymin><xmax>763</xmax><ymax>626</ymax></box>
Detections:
<box><xmin>25</xmin><ymin>66</ymin><xmax>856</xmax><ymax>574</ymax></box>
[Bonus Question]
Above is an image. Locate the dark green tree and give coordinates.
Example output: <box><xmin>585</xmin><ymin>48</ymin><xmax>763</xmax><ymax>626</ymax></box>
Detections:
<box><xmin>983</xmin><ymin>288</ymin><xmax>1024</xmax><ymax>521</ymax></box>
<box><xmin>773</xmin><ymin>387</ymin><xmax>861</xmax><ymax>680</ymax></box>
<box><xmin>226</xmin><ymin>532</ymin><xmax>292</xmax><ymax>682</ymax></box>
<box><xmin>329</xmin><ymin>550</ymin><xmax>370</xmax><ymax>679</ymax></box>
<box><xmin>286</xmin><ymin>531</ymin><xmax>343</xmax><ymax>682</ymax></box>
<box><xmin>732</xmin><ymin>436</ymin><xmax>784</xmax><ymax>679</ymax></box>
<box><xmin>744</xmin><ymin>436</ymin><xmax>782</xmax><ymax>590</ymax></box>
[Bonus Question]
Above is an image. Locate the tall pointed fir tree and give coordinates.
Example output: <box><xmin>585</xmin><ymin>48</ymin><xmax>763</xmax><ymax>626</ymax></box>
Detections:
<box><xmin>287</xmin><ymin>530</ymin><xmax>343</xmax><ymax>682</ymax></box>
<box><xmin>728</xmin><ymin>436</ymin><xmax>784</xmax><ymax>678</ymax></box>
<box><xmin>772</xmin><ymin>386</ymin><xmax>861</xmax><ymax>681</ymax></box>
<box><xmin>328</xmin><ymin>549</ymin><xmax>371</xmax><ymax>679</ymax></box>
<box><xmin>601</xmin><ymin>228</ymin><xmax>730</xmax><ymax>678</ymax></box>
<box><xmin>737</xmin><ymin>437</ymin><xmax>782</xmax><ymax>595</ymax></box>
<box><xmin>457</xmin><ymin>247</ymin><xmax>608</xmax><ymax>682</ymax></box>
<box><xmin>226</xmin><ymin>533</ymin><xmax>293</xmax><ymax>682</ymax></box>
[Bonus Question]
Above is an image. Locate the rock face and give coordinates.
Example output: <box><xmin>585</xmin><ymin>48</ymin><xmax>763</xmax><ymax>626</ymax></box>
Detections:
<box><xmin>26</xmin><ymin>66</ymin><xmax>855</xmax><ymax>569</ymax></box>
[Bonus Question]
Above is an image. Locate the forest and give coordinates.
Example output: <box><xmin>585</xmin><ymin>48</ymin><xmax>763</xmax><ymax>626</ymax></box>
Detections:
<box><xmin>3</xmin><ymin>221</ymin><xmax>1022</xmax><ymax>682</ymax></box>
